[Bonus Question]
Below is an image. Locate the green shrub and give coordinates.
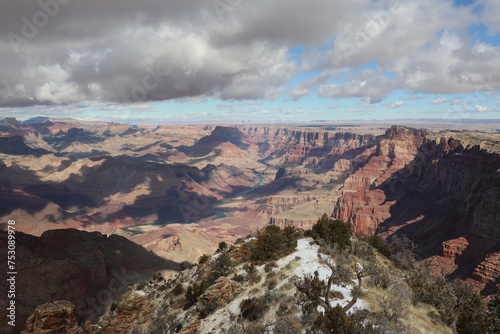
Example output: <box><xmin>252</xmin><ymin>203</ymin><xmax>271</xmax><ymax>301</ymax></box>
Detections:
<box><xmin>216</xmin><ymin>241</ymin><xmax>228</xmax><ymax>253</ymax></box>
<box><xmin>233</xmin><ymin>274</ymin><xmax>245</xmax><ymax>282</ymax></box>
<box><xmin>184</xmin><ymin>281</ymin><xmax>206</xmax><ymax>309</ymax></box>
<box><xmin>264</xmin><ymin>261</ymin><xmax>278</xmax><ymax>272</ymax></box>
<box><xmin>389</xmin><ymin>235</ymin><xmax>415</xmax><ymax>270</ymax></box>
<box><xmin>109</xmin><ymin>302</ymin><xmax>117</xmax><ymax>312</ymax></box>
<box><xmin>250</xmin><ymin>225</ymin><xmax>298</xmax><ymax>262</ymax></box>
<box><xmin>274</xmin><ymin>316</ymin><xmax>303</xmax><ymax>334</ymax></box>
<box><xmin>198</xmin><ymin>254</ymin><xmax>210</xmax><ymax>264</ymax></box>
<box><xmin>248</xmin><ymin>272</ymin><xmax>262</xmax><ymax>285</ymax></box>
<box><xmin>240</xmin><ymin>298</ymin><xmax>268</xmax><ymax>321</ymax></box>
<box><xmin>312</xmin><ymin>306</ymin><xmax>352</xmax><ymax>334</ymax></box>
<box><xmin>267</xmin><ymin>279</ymin><xmax>278</xmax><ymax>290</ymax></box>
<box><xmin>207</xmin><ymin>252</ymin><xmax>232</xmax><ymax>282</ymax></box>
<box><xmin>296</xmin><ymin>270</ymin><xmax>327</xmax><ymax>315</ymax></box>
<box><xmin>363</xmin><ymin>235</ymin><xmax>391</xmax><ymax>258</ymax></box>
<box><xmin>180</xmin><ymin>261</ymin><xmax>193</xmax><ymax>271</ymax></box>
<box><xmin>266</xmin><ymin>271</ymin><xmax>277</xmax><ymax>280</ymax></box>
<box><xmin>312</xmin><ymin>306</ymin><xmax>382</xmax><ymax>334</ymax></box>
<box><xmin>487</xmin><ymin>295</ymin><xmax>500</xmax><ymax>333</ymax></box>
<box><xmin>172</xmin><ymin>283</ymin><xmax>184</xmax><ymax>296</ymax></box>
<box><xmin>407</xmin><ymin>269</ymin><xmax>493</xmax><ymax>332</ymax></box>
<box><xmin>243</xmin><ymin>263</ymin><xmax>256</xmax><ymax>274</ymax></box>
<box><xmin>308</xmin><ymin>214</ymin><xmax>351</xmax><ymax>250</ymax></box>
<box><xmin>183</xmin><ymin>253</ymin><xmax>233</xmax><ymax>309</ymax></box>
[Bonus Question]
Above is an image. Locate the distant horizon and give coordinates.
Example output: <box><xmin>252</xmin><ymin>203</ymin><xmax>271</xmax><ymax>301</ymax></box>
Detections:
<box><xmin>3</xmin><ymin>115</ymin><xmax>500</xmax><ymax>132</ymax></box>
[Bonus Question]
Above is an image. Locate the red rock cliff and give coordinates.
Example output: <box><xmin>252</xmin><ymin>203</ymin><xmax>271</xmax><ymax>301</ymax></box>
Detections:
<box><xmin>333</xmin><ymin>128</ymin><xmax>500</xmax><ymax>294</ymax></box>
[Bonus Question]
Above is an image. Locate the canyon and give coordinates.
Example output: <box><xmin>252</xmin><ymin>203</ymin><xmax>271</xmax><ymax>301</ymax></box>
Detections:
<box><xmin>1</xmin><ymin>117</ymin><xmax>499</xmax><ymax>331</ymax></box>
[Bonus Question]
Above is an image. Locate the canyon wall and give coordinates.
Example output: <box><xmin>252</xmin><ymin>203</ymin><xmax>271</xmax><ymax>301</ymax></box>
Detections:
<box><xmin>2</xmin><ymin>118</ymin><xmax>498</xmax><ymax>296</ymax></box>
<box><xmin>0</xmin><ymin>229</ymin><xmax>178</xmax><ymax>332</ymax></box>
<box><xmin>333</xmin><ymin>127</ymin><xmax>500</xmax><ymax>294</ymax></box>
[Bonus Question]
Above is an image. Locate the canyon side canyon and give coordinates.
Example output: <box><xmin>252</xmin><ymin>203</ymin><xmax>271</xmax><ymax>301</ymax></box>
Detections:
<box><xmin>0</xmin><ymin>117</ymin><xmax>499</xmax><ymax>331</ymax></box>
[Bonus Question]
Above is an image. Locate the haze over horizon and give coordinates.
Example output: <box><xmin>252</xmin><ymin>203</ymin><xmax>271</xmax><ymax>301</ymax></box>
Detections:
<box><xmin>1</xmin><ymin>0</ymin><xmax>500</xmax><ymax>124</ymax></box>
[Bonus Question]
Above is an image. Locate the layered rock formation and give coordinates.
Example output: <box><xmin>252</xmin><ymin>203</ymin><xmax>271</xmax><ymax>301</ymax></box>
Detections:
<box><xmin>21</xmin><ymin>301</ymin><xmax>82</xmax><ymax>334</ymax></box>
<box><xmin>1</xmin><ymin>118</ymin><xmax>499</xmax><ymax>297</ymax></box>
<box><xmin>268</xmin><ymin>217</ymin><xmax>318</xmax><ymax>230</ymax></box>
<box><xmin>333</xmin><ymin>126</ymin><xmax>428</xmax><ymax>234</ymax></box>
<box><xmin>0</xmin><ymin>229</ymin><xmax>178</xmax><ymax>332</ymax></box>
<box><xmin>332</xmin><ymin>127</ymin><xmax>500</xmax><ymax>294</ymax></box>
<box><xmin>264</xmin><ymin>129</ymin><xmax>378</xmax><ymax>168</ymax></box>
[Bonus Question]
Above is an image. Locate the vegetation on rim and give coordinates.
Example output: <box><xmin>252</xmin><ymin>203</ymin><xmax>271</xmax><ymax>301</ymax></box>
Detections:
<box><xmin>88</xmin><ymin>215</ymin><xmax>499</xmax><ymax>334</ymax></box>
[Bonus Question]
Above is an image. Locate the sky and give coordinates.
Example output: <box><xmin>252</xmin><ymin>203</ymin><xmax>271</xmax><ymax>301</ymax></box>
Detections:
<box><xmin>0</xmin><ymin>0</ymin><xmax>499</xmax><ymax>124</ymax></box>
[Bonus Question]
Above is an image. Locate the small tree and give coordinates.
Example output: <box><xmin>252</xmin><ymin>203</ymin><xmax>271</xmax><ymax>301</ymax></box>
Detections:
<box><xmin>209</xmin><ymin>252</ymin><xmax>233</xmax><ymax>279</ymax></box>
<box><xmin>311</xmin><ymin>306</ymin><xmax>351</xmax><ymax>333</ymax></box>
<box><xmin>172</xmin><ymin>283</ymin><xmax>184</xmax><ymax>296</ymax></box>
<box><xmin>199</xmin><ymin>254</ymin><xmax>210</xmax><ymax>264</ymax></box>
<box><xmin>250</xmin><ymin>225</ymin><xmax>297</xmax><ymax>262</ymax></box>
<box><xmin>379</xmin><ymin>283</ymin><xmax>410</xmax><ymax>323</ymax></box>
<box><xmin>217</xmin><ymin>241</ymin><xmax>228</xmax><ymax>253</ymax></box>
<box><xmin>309</xmin><ymin>214</ymin><xmax>351</xmax><ymax>250</ymax></box>
<box><xmin>389</xmin><ymin>235</ymin><xmax>416</xmax><ymax>270</ymax></box>
<box><xmin>296</xmin><ymin>270</ymin><xmax>328</xmax><ymax>314</ymax></box>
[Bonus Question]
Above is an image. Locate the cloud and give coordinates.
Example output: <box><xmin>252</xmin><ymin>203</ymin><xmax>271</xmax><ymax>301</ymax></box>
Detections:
<box><xmin>450</xmin><ymin>99</ymin><xmax>469</xmax><ymax>106</ymax></box>
<box><xmin>482</xmin><ymin>0</ymin><xmax>500</xmax><ymax>33</ymax></box>
<box><xmin>237</xmin><ymin>101</ymin><xmax>264</xmax><ymax>106</ymax></box>
<box><xmin>0</xmin><ymin>0</ymin><xmax>304</xmax><ymax>107</ymax></box>
<box><xmin>0</xmin><ymin>0</ymin><xmax>499</xmax><ymax>110</ymax></box>
<box><xmin>430</xmin><ymin>98</ymin><xmax>449</xmax><ymax>104</ymax></box>
<box><xmin>384</xmin><ymin>100</ymin><xmax>404</xmax><ymax>108</ymax></box>
<box><xmin>474</xmin><ymin>105</ymin><xmax>490</xmax><ymax>112</ymax></box>
<box><xmin>408</xmin><ymin>95</ymin><xmax>423</xmax><ymax>100</ymax></box>
<box><xmin>427</xmin><ymin>105</ymin><xmax>494</xmax><ymax>115</ymax></box>
<box><xmin>361</xmin><ymin>104</ymin><xmax>375</xmax><ymax>108</ymax></box>
<box><xmin>328</xmin><ymin>104</ymin><xmax>339</xmax><ymax>109</ymax></box>
<box><xmin>318</xmin><ymin>69</ymin><xmax>395</xmax><ymax>103</ymax></box>
<box><xmin>94</xmin><ymin>104</ymin><xmax>154</xmax><ymax>111</ymax></box>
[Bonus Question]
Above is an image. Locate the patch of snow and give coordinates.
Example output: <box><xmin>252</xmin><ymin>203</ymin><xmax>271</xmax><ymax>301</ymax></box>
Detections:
<box><xmin>134</xmin><ymin>289</ymin><xmax>147</xmax><ymax>297</ymax></box>
<box><xmin>197</xmin><ymin>238</ymin><xmax>370</xmax><ymax>333</ymax></box>
<box><xmin>276</xmin><ymin>238</ymin><xmax>368</xmax><ymax>311</ymax></box>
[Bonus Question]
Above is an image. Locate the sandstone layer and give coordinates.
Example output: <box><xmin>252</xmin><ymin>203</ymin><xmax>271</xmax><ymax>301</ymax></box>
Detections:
<box><xmin>333</xmin><ymin>128</ymin><xmax>500</xmax><ymax>294</ymax></box>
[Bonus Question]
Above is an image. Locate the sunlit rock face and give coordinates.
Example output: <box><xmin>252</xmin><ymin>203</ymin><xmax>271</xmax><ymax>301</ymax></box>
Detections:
<box><xmin>1</xmin><ymin>118</ymin><xmax>499</xmax><ymax>297</ymax></box>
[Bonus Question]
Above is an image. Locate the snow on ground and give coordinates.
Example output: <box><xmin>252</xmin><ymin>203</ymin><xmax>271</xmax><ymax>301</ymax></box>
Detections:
<box><xmin>133</xmin><ymin>289</ymin><xmax>148</xmax><ymax>297</ymax></box>
<box><xmin>275</xmin><ymin>238</ymin><xmax>369</xmax><ymax>311</ymax></box>
<box><xmin>198</xmin><ymin>238</ymin><xmax>369</xmax><ymax>332</ymax></box>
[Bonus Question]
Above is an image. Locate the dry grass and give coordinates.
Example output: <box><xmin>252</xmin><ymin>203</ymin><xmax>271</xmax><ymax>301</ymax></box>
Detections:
<box><xmin>363</xmin><ymin>286</ymin><xmax>453</xmax><ymax>334</ymax></box>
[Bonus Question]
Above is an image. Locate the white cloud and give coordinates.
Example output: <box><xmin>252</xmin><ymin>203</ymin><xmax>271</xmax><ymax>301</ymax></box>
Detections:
<box><xmin>384</xmin><ymin>100</ymin><xmax>404</xmax><ymax>108</ymax></box>
<box><xmin>318</xmin><ymin>69</ymin><xmax>395</xmax><ymax>103</ymax></box>
<box><xmin>475</xmin><ymin>105</ymin><xmax>490</xmax><ymax>112</ymax></box>
<box><xmin>482</xmin><ymin>0</ymin><xmax>500</xmax><ymax>33</ymax></box>
<box><xmin>430</xmin><ymin>98</ymin><xmax>449</xmax><ymax>104</ymax></box>
<box><xmin>0</xmin><ymin>0</ymin><xmax>499</xmax><ymax>112</ymax></box>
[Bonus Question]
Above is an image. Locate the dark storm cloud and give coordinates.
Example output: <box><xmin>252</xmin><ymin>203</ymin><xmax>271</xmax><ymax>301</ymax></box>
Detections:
<box><xmin>0</xmin><ymin>0</ymin><xmax>499</xmax><ymax>108</ymax></box>
<box><xmin>0</xmin><ymin>0</ymin><xmax>303</xmax><ymax>106</ymax></box>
